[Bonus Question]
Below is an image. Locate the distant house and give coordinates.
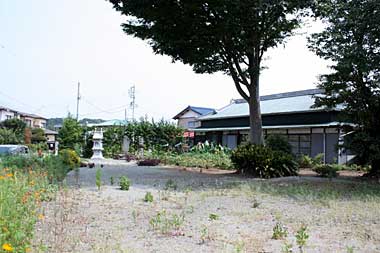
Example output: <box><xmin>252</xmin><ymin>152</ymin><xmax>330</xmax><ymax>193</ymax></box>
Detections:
<box><xmin>0</xmin><ymin>106</ymin><xmax>17</xmax><ymax>121</ymax></box>
<box><xmin>0</xmin><ymin>106</ymin><xmax>47</xmax><ymax>129</ymax></box>
<box><xmin>193</xmin><ymin>89</ymin><xmax>354</xmax><ymax>164</ymax></box>
<box><xmin>44</xmin><ymin>129</ymin><xmax>58</xmax><ymax>142</ymax></box>
<box><xmin>173</xmin><ymin>106</ymin><xmax>215</xmax><ymax>130</ymax></box>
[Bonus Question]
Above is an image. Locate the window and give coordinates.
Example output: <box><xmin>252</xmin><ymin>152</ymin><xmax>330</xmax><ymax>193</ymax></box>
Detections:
<box><xmin>288</xmin><ymin>134</ymin><xmax>311</xmax><ymax>156</ymax></box>
<box><xmin>6</xmin><ymin>115</ymin><xmax>12</xmax><ymax>120</ymax></box>
<box><xmin>187</xmin><ymin>121</ymin><xmax>196</xmax><ymax>128</ymax></box>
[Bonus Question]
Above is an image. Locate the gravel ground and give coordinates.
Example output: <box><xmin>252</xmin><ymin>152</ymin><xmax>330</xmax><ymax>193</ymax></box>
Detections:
<box><xmin>33</xmin><ymin>163</ymin><xmax>380</xmax><ymax>253</ymax></box>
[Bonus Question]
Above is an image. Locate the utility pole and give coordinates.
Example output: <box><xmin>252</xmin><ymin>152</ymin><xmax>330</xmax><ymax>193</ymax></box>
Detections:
<box><xmin>128</xmin><ymin>85</ymin><xmax>137</xmax><ymax>121</ymax></box>
<box><xmin>76</xmin><ymin>82</ymin><xmax>81</xmax><ymax>121</ymax></box>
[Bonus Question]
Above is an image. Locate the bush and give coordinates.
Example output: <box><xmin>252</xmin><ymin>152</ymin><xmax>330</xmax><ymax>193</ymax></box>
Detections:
<box><xmin>119</xmin><ymin>176</ymin><xmax>131</xmax><ymax>190</ymax></box>
<box><xmin>266</xmin><ymin>135</ymin><xmax>292</xmax><ymax>155</ymax></box>
<box><xmin>231</xmin><ymin>144</ymin><xmax>298</xmax><ymax>178</ymax></box>
<box><xmin>313</xmin><ymin>164</ymin><xmax>339</xmax><ymax>178</ymax></box>
<box><xmin>59</xmin><ymin>149</ymin><xmax>80</xmax><ymax>170</ymax></box>
<box><xmin>298</xmin><ymin>153</ymin><xmax>324</xmax><ymax>168</ymax></box>
<box><xmin>144</xmin><ymin>192</ymin><xmax>154</xmax><ymax>202</ymax></box>
<box><xmin>137</xmin><ymin>159</ymin><xmax>160</xmax><ymax>166</ymax></box>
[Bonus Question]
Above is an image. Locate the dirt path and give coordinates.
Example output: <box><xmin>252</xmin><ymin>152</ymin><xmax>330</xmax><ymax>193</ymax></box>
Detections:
<box><xmin>33</xmin><ymin>164</ymin><xmax>380</xmax><ymax>253</ymax></box>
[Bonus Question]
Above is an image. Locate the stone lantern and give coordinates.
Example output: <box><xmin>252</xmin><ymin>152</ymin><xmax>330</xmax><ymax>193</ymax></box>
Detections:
<box><xmin>91</xmin><ymin>128</ymin><xmax>104</xmax><ymax>160</ymax></box>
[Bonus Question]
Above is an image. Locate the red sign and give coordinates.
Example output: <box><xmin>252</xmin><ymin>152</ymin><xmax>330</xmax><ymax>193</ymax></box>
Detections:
<box><xmin>183</xmin><ymin>131</ymin><xmax>195</xmax><ymax>138</ymax></box>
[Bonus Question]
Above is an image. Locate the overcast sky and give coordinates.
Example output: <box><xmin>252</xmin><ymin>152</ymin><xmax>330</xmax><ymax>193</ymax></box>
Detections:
<box><xmin>0</xmin><ymin>0</ymin><xmax>331</xmax><ymax>121</ymax></box>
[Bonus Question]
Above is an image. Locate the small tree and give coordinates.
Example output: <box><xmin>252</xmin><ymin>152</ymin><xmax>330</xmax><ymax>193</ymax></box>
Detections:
<box><xmin>109</xmin><ymin>0</ymin><xmax>312</xmax><ymax>144</ymax></box>
<box><xmin>58</xmin><ymin>116</ymin><xmax>84</xmax><ymax>150</ymax></box>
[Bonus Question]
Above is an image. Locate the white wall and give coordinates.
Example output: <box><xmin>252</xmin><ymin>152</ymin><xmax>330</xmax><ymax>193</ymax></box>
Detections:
<box><xmin>0</xmin><ymin>110</ymin><xmax>15</xmax><ymax>122</ymax></box>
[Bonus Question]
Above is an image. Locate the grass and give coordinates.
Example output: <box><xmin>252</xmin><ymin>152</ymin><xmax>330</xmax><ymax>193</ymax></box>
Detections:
<box><xmin>0</xmin><ymin>155</ymin><xmax>70</xmax><ymax>253</ymax></box>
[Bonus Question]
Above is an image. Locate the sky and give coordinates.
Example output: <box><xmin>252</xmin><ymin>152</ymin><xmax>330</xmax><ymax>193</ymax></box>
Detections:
<box><xmin>0</xmin><ymin>0</ymin><xmax>331</xmax><ymax>121</ymax></box>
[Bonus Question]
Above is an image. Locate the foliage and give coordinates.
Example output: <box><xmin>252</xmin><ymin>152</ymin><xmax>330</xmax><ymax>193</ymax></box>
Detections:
<box><xmin>266</xmin><ymin>135</ymin><xmax>292</xmax><ymax>155</ymax></box>
<box><xmin>272</xmin><ymin>222</ymin><xmax>288</xmax><ymax>240</ymax></box>
<box><xmin>31</xmin><ymin>128</ymin><xmax>46</xmax><ymax>144</ymax></box>
<box><xmin>0</xmin><ymin>155</ymin><xmax>71</xmax><ymax>183</ymax></box>
<box><xmin>149</xmin><ymin>151</ymin><xmax>233</xmax><ymax>170</ymax></box>
<box><xmin>0</xmin><ymin>118</ymin><xmax>26</xmax><ymax>139</ymax></box>
<box><xmin>309</xmin><ymin>0</ymin><xmax>380</xmax><ymax>175</ymax></box>
<box><xmin>231</xmin><ymin>144</ymin><xmax>298</xmax><ymax>178</ymax></box>
<box><xmin>149</xmin><ymin>210</ymin><xmax>185</xmax><ymax>235</ymax></box>
<box><xmin>82</xmin><ymin>128</ymin><xmax>93</xmax><ymax>158</ymax></box>
<box><xmin>103</xmin><ymin>126</ymin><xmax>124</xmax><ymax>158</ymax></box>
<box><xmin>313</xmin><ymin>164</ymin><xmax>338</xmax><ymax>178</ymax></box>
<box><xmin>0</xmin><ymin>153</ymin><xmax>73</xmax><ymax>252</ymax></box>
<box><xmin>295</xmin><ymin>225</ymin><xmax>309</xmax><ymax>252</ymax></box>
<box><xmin>58</xmin><ymin>117</ymin><xmax>83</xmax><ymax>150</ymax></box>
<box><xmin>208</xmin><ymin>213</ymin><xmax>219</xmax><ymax>221</ymax></box>
<box><xmin>109</xmin><ymin>0</ymin><xmax>312</xmax><ymax>144</ymax></box>
<box><xmin>144</xmin><ymin>192</ymin><xmax>154</xmax><ymax>202</ymax></box>
<box><xmin>59</xmin><ymin>149</ymin><xmax>80</xmax><ymax>170</ymax></box>
<box><xmin>119</xmin><ymin>176</ymin><xmax>131</xmax><ymax>191</ymax></box>
<box><xmin>110</xmin><ymin>176</ymin><xmax>114</xmax><ymax>186</ymax></box>
<box><xmin>298</xmin><ymin>153</ymin><xmax>324</xmax><ymax>168</ymax></box>
<box><xmin>0</xmin><ymin>128</ymin><xmax>20</xmax><ymax>144</ymax></box>
<box><xmin>0</xmin><ymin>167</ymin><xmax>55</xmax><ymax>253</ymax></box>
<box><xmin>96</xmin><ymin>168</ymin><xmax>102</xmax><ymax>190</ymax></box>
<box><xmin>125</xmin><ymin>119</ymin><xmax>184</xmax><ymax>152</ymax></box>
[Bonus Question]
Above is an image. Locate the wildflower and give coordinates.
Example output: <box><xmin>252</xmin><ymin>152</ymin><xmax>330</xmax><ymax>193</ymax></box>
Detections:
<box><xmin>29</xmin><ymin>181</ymin><xmax>35</xmax><ymax>186</ymax></box>
<box><xmin>25</xmin><ymin>248</ymin><xmax>31</xmax><ymax>252</ymax></box>
<box><xmin>2</xmin><ymin>243</ymin><xmax>13</xmax><ymax>251</ymax></box>
<box><xmin>38</xmin><ymin>214</ymin><xmax>44</xmax><ymax>220</ymax></box>
<box><xmin>6</xmin><ymin>173</ymin><xmax>13</xmax><ymax>177</ymax></box>
<box><xmin>0</xmin><ymin>176</ymin><xmax>4</xmax><ymax>180</ymax></box>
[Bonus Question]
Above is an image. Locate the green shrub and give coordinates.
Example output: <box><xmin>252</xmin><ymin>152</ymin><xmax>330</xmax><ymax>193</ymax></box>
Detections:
<box><xmin>59</xmin><ymin>149</ymin><xmax>80</xmax><ymax>170</ymax></box>
<box><xmin>266</xmin><ymin>135</ymin><xmax>292</xmax><ymax>155</ymax></box>
<box><xmin>313</xmin><ymin>164</ymin><xmax>339</xmax><ymax>178</ymax></box>
<box><xmin>119</xmin><ymin>176</ymin><xmax>131</xmax><ymax>190</ymax></box>
<box><xmin>298</xmin><ymin>153</ymin><xmax>324</xmax><ymax>168</ymax></box>
<box><xmin>144</xmin><ymin>192</ymin><xmax>154</xmax><ymax>202</ymax></box>
<box><xmin>231</xmin><ymin>144</ymin><xmax>298</xmax><ymax>178</ymax></box>
<box><xmin>272</xmin><ymin>222</ymin><xmax>288</xmax><ymax>239</ymax></box>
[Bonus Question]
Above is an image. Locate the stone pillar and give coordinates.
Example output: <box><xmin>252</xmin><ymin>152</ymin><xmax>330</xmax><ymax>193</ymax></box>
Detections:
<box><xmin>91</xmin><ymin>128</ymin><xmax>104</xmax><ymax>160</ymax></box>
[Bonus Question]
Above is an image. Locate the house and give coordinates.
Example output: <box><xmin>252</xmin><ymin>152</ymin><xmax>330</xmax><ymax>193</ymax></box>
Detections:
<box><xmin>18</xmin><ymin>112</ymin><xmax>47</xmax><ymax>129</ymax></box>
<box><xmin>173</xmin><ymin>106</ymin><xmax>215</xmax><ymax>130</ymax></box>
<box><xmin>0</xmin><ymin>107</ymin><xmax>17</xmax><ymax>121</ymax></box>
<box><xmin>193</xmin><ymin>89</ymin><xmax>353</xmax><ymax>164</ymax></box>
<box><xmin>0</xmin><ymin>106</ymin><xmax>47</xmax><ymax>129</ymax></box>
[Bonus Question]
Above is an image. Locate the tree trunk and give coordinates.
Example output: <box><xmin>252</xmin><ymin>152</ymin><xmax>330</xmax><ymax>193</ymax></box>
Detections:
<box><xmin>369</xmin><ymin>159</ymin><xmax>380</xmax><ymax>178</ymax></box>
<box><xmin>248</xmin><ymin>74</ymin><xmax>264</xmax><ymax>145</ymax></box>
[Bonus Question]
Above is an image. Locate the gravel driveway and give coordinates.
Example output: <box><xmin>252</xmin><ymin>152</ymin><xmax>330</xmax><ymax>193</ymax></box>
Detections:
<box><xmin>33</xmin><ymin>163</ymin><xmax>380</xmax><ymax>253</ymax></box>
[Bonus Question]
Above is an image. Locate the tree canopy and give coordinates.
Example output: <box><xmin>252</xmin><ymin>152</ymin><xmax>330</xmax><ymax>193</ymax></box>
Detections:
<box><xmin>58</xmin><ymin>117</ymin><xmax>84</xmax><ymax>150</ymax></box>
<box><xmin>109</xmin><ymin>0</ymin><xmax>311</xmax><ymax>144</ymax></box>
<box><xmin>309</xmin><ymin>0</ymin><xmax>380</xmax><ymax>174</ymax></box>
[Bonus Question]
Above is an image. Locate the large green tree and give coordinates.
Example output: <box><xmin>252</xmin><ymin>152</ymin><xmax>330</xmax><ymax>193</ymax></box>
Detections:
<box><xmin>309</xmin><ymin>0</ymin><xmax>380</xmax><ymax>175</ymax></box>
<box><xmin>109</xmin><ymin>0</ymin><xmax>310</xmax><ymax>144</ymax></box>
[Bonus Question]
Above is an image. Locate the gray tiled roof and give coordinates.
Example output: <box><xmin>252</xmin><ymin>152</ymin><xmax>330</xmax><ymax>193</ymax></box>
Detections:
<box><xmin>199</xmin><ymin>89</ymin><xmax>336</xmax><ymax>121</ymax></box>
